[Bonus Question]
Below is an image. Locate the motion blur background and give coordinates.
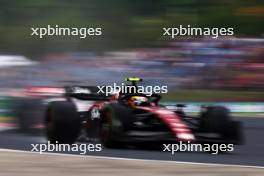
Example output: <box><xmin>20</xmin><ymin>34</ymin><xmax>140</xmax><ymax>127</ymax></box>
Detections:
<box><xmin>0</xmin><ymin>0</ymin><xmax>263</xmax><ymax>121</ymax></box>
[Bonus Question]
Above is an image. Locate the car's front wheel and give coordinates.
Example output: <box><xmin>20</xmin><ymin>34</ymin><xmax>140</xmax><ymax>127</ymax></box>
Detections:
<box><xmin>200</xmin><ymin>106</ymin><xmax>243</xmax><ymax>144</ymax></box>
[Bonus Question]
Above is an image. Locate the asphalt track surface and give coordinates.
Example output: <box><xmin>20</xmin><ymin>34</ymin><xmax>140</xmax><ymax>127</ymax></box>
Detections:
<box><xmin>0</xmin><ymin>117</ymin><xmax>264</xmax><ymax>167</ymax></box>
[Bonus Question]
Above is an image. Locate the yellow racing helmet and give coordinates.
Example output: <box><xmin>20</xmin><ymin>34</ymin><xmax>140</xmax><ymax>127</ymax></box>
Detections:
<box><xmin>130</xmin><ymin>96</ymin><xmax>148</xmax><ymax>106</ymax></box>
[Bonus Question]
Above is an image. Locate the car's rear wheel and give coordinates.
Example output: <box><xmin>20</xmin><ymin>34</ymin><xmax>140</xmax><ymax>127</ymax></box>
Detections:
<box><xmin>45</xmin><ymin>101</ymin><xmax>81</xmax><ymax>144</ymax></box>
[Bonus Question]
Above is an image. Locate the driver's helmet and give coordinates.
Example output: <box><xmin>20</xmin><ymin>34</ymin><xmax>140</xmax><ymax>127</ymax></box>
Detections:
<box><xmin>130</xmin><ymin>96</ymin><xmax>148</xmax><ymax>106</ymax></box>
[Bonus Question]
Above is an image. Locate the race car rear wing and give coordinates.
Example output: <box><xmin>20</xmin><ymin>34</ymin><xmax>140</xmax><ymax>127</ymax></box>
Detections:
<box><xmin>64</xmin><ymin>86</ymin><xmax>110</xmax><ymax>101</ymax></box>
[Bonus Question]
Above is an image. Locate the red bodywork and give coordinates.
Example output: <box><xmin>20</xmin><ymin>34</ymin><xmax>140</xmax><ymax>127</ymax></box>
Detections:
<box><xmin>89</xmin><ymin>97</ymin><xmax>195</xmax><ymax>142</ymax></box>
<box><xmin>137</xmin><ymin>106</ymin><xmax>195</xmax><ymax>141</ymax></box>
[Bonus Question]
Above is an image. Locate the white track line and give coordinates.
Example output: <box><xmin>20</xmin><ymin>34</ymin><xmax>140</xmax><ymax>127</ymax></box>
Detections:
<box><xmin>0</xmin><ymin>148</ymin><xmax>264</xmax><ymax>169</ymax></box>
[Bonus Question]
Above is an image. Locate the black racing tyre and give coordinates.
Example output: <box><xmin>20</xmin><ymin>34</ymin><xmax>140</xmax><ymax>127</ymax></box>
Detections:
<box><xmin>200</xmin><ymin>106</ymin><xmax>244</xmax><ymax>144</ymax></box>
<box><xmin>200</xmin><ymin>106</ymin><xmax>231</xmax><ymax>134</ymax></box>
<box><xmin>100</xmin><ymin>103</ymin><xmax>132</xmax><ymax>148</ymax></box>
<box><xmin>45</xmin><ymin>101</ymin><xmax>81</xmax><ymax>144</ymax></box>
<box><xmin>223</xmin><ymin>121</ymin><xmax>244</xmax><ymax>144</ymax></box>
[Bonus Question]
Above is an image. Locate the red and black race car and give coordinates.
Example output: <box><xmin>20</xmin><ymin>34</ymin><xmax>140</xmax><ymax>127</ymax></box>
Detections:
<box><xmin>45</xmin><ymin>78</ymin><xmax>243</xmax><ymax>148</ymax></box>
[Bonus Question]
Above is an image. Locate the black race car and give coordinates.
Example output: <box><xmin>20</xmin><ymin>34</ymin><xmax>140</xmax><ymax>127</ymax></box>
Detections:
<box><xmin>45</xmin><ymin>78</ymin><xmax>244</xmax><ymax>149</ymax></box>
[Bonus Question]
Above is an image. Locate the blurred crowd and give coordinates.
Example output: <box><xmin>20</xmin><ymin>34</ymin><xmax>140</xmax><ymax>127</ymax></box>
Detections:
<box><xmin>0</xmin><ymin>37</ymin><xmax>263</xmax><ymax>90</ymax></box>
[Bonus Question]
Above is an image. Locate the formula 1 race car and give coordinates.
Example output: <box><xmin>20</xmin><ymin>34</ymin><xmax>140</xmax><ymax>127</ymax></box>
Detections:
<box><xmin>45</xmin><ymin>78</ymin><xmax>243</xmax><ymax>148</ymax></box>
<box><xmin>13</xmin><ymin>85</ymin><xmax>109</xmax><ymax>132</ymax></box>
